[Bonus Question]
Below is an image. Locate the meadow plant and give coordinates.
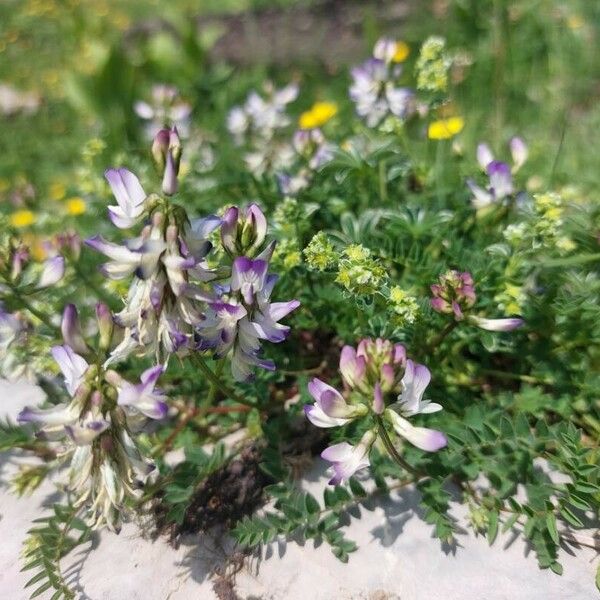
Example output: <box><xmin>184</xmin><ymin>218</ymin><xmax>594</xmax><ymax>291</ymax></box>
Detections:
<box><xmin>0</xmin><ymin>20</ymin><xmax>598</xmax><ymax>599</ymax></box>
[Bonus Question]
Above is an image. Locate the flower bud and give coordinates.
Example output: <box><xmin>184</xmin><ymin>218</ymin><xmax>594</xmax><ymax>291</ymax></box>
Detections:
<box><xmin>96</xmin><ymin>303</ymin><xmax>114</xmax><ymax>351</ymax></box>
<box><xmin>61</xmin><ymin>304</ymin><xmax>89</xmax><ymax>355</ymax></box>
<box><xmin>152</xmin><ymin>127</ymin><xmax>182</xmax><ymax>196</ymax></box>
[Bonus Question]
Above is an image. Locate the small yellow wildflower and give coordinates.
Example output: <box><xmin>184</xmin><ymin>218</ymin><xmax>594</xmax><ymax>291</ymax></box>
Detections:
<box><xmin>299</xmin><ymin>102</ymin><xmax>338</xmax><ymax>130</ymax></box>
<box><xmin>65</xmin><ymin>197</ymin><xmax>86</xmax><ymax>216</ymax></box>
<box><xmin>393</xmin><ymin>41</ymin><xmax>410</xmax><ymax>63</ymax></box>
<box><xmin>567</xmin><ymin>15</ymin><xmax>584</xmax><ymax>30</ymax></box>
<box><xmin>428</xmin><ymin>116</ymin><xmax>464</xmax><ymax>140</ymax></box>
<box><xmin>49</xmin><ymin>181</ymin><xmax>66</xmax><ymax>201</ymax></box>
<box><xmin>9</xmin><ymin>210</ymin><xmax>36</xmax><ymax>228</ymax></box>
<box><xmin>22</xmin><ymin>234</ymin><xmax>48</xmax><ymax>261</ymax></box>
<box><xmin>0</xmin><ymin>178</ymin><xmax>9</xmax><ymax>193</ymax></box>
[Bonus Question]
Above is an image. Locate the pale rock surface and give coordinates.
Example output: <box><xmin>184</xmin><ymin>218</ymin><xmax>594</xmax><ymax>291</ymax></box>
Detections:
<box><xmin>0</xmin><ymin>379</ymin><xmax>597</xmax><ymax>600</ymax></box>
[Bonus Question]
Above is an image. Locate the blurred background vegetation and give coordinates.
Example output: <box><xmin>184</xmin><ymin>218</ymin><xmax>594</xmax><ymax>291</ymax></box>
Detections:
<box><xmin>0</xmin><ymin>0</ymin><xmax>598</xmax><ymax>217</ymax></box>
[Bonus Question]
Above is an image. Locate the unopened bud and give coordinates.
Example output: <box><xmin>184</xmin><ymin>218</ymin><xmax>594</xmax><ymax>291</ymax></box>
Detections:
<box><xmin>61</xmin><ymin>304</ymin><xmax>89</xmax><ymax>355</ymax></box>
<box><xmin>95</xmin><ymin>303</ymin><xmax>114</xmax><ymax>350</ymax></box>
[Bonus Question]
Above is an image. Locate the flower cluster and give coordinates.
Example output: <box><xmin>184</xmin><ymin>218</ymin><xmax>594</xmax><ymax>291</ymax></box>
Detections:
<box><xmin>467</xmin><ymin>137</ymin><xmax>527</xmax><ymax>209</ymax></box>
<box><xmin>134</xmin><ymin>84</ymin><xmax>192</xmax><ymax>139</ymax></box>
<box><xmin>431</xmin><ymin>270</ymin><xmax>524</xmax><ymax>331</ymax></box>
<box><xmin>86</xmin><ymin>140</ymin><xmax>219</xmax><ymax>364</ymax></box>
<box><xmin>198</xmin><ymin>204</ymin><xmax>300</xmax><ymax>381</ymax></box>
<box><xmin>388</xmin><ymin>286</ymin><xmax>420</xmax><ymax>326</ymax></box>
<box><xmin>227</xmin><ymin>82</ymin><xmax>299</xmax><ymax>176</ymax></box>
<box><xmin>305</xmin><ymin>338</ymin><xmax>447</xmax><ymax>484</ymax></box>
<box><xmin>335</xmin><ymin>244</ymin><xmax>386</xmax><ymax>295</ymax></box>
<box><xmin>350</xmin><ymin>37</ymin><xmax>414</xmax><ymax>127</ymax></box>
<box><xmin>18</xmin><ymin>304</ymin><xmax>165</xmax><ymax>531</ymax></box>
<box><xmin>277</xmin><ymin>128</ymin><xmax>334</xmax><ymax>196</ymax></box>
<box><xmin>415</xmin><ymin>36</ymin><xmax>451</xmax><ymax>93</ymax></box>
<box><xmin>303</xmin><ymin>231</ymin><xmax>338</xmax><ymax>271</ymax></box>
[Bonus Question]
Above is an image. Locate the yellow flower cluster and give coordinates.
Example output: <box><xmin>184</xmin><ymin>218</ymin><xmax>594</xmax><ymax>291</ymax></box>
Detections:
<box><xmin>299</xmin><ymin>102</ymin><xmax>338</xmax><ymax>130</ymax></box>
<box><xmin>303</xmin><ymin>231</ymin><xmax>338</xmax><ymax>271</ymax></box>
<box><xmin>388</xmin><ymin>286</ymin><xmax>420</xmax><ymax>325</ymax></box>
<box><xmin>335</xmin><ymin>245</ymin><xmax>386</xmax><ymax>295</ymax></box>
<box><xmin>416</xmin><ymin>36</ymin><xmax>451</xmax><ymax>93</ymax></box>
<box><xmin>428</xmin><ymin>116</ymin><xmax>464</xmax><ymax>140</ymax></box>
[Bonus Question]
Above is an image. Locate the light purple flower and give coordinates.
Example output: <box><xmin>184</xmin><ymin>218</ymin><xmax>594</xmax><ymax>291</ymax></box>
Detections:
<box><xmin>321</xmin><ymin>430</ymin><xmax>376</xmax><ymax>485</ymax></box>
<box><xmin>339</xmin><ymin>345</ymin><xmax>367</xmax><ymax>389</ymax></box>
<box><xmin>386</xmin><ymin>409</ymin><xmax>447</xmax><ymax>452</ymax></box>
<box><xmin>38</xmin><ymin>256</ymin><xmax>65</xmax><ymax>288</ymax></box>
<box><xmin>509</xmin><ymin>137</ymin><xmax>528</xmax><ymax>171</ymax></box>
<box><xmin>105</xmin><ymin>168</ymin><xmax>147</xmax><ymax>229</ymax></box>
<box><xmin>468</xmin><ymin>315</ymin><xmax>524</xmax><ymax>332</ymax></box>
<box><xmin>51</xmin><ymin>345</ymin><xmax>89</xmax><ymax>396</ymax></box>
<box><xmin>65</xmin><ymin>415</ymin><xmax>110</xmax><ymax>446</ymax></box>
<box><xmin>114</xmin><ymin>365</ymin><xmax>168</xmax><ymax>419</ymax></box>
<box><xmin>231</xmin><ymin>257</ymin><xmax>268</xmax><ymax>304</ymax></box>
<box><xmin>396</xmin><ymin>359</ymin><xmax>442</xmax><ymax>416</ymax></box>
<box><xmin>304</xmin><ymin>377</ymin><xmax>366</xmax><ymax>428</ymax></box>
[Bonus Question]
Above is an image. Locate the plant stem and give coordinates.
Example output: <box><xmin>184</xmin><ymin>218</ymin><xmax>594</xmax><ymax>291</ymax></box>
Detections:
<box><xmin>11</xmin><ymin>285</ymin><xmax>60</xmax><ymax>334</ymax></box>
<box><xmin>190</xmin><ymin>353</ymin><xmax>257</xmax><ymax>409</ymax></box>
<box><xmin>425</xmin><ymin>320</ymin><xmax>458</xmax><ymax>354</ymax></box>
<box><xmin>375</xmin><ymin>415</ymin><xmax>421</xmax><ymax>477</ymax></box>
<box><xmin>71</xmin><ymin>258</ymin><xmax>117</xmax><ymax>309</ymax></box>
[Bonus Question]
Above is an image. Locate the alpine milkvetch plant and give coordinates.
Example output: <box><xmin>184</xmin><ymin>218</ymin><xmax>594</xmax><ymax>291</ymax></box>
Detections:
<box><xmin>198</xmin><ymin>203</ymin><xmax>300</xmax><ymax>381</ymax></box>
<box><xmin>277</xmin><ymin>128</ymin><xmax>334</xmax><ymax>196</ymax></box>
<box><xmin>430</xmin><ymin>270</ymin><xmax>524</xmax><ymax>332</ymax></box>
<box><xmin>17</xmin><ymin>304</ymin><xmax>165</xmax><ymax>531</ymax></box>
<box><xmin>466</xmin><ymin>137</ymin><xmax>528</xmax><ymax>210</ymax></box>
<box><xmin>305</xmin><ymin>338</ymin><xmax>446</xmax><ymax>484</ymax></box>
<box><xmin>349</xmin><ymin>37</ymin><xmax>414</xmax><ymax>127</ymax></box>
<box><xmin>227</xmin><ymin>82</ymin><xmax>298</xmax><ymax>177</ymax></box>
<box><xmin>86</xmin><ymin>127</ymin><xmax>220</xmax><ymax>364</ymax></box>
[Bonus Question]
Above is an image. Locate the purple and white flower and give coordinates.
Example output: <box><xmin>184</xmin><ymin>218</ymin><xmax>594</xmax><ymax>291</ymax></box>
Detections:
<box><xmin>105</xmin><ymin>168</ymin><xmax>148</xmax><ymax>229</ymax></box>
<box><xmin>37</xmin><ymin>256</ymin><xmax>65</xmax><ymax>289</ymax></box>
<box><xmin>467</xmin><ymin>137</ymin><xmax>527</xmax><ymax>209</ymax></box>
<box><xmin>321</xmin><ymin>430</ymin><xmax>377</xmax><ymax>485</ymax></box>
<box><xmin>349</xmin><ymin>45</ymin><xmax>414</xmax><ymax>127</ymax></box>
<box><xmin>304</xmin><ymin>377</ymin><xmax>367</xmax><ymax>428</ymax></box>
<box><xmin>51</xmin><ymin>345</ymin><xmax>89</xmax><ymax>396</ymax></box>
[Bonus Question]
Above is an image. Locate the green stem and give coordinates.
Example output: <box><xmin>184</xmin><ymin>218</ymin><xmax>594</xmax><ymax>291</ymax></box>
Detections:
<box><xmin>190</xmin><ymin>353</ymin><xmax>257</xmax><ymax>409</ymax></box>
<box><xmin>11</xmin><ymin>285</ymin><xmax>60</xmax><ymax>334</ymax></box>
<box><xmin>425</xmin><ymin>320</ymin><xmax>459</xmax><ymax>354</ymax></box>
<box><xmin>375</xmin><ymin>415</ymin><xmax>421</xmax><ymax>477</ymax></box>
<box><xmin>378</xmin><ymin>159</ymin><xmax>388</xmax><ymax>202</ymax></box>
<box><xmin>71</xmin><ymin>258</ymin><xmax>117</xmax><ymax>309</ymax></box>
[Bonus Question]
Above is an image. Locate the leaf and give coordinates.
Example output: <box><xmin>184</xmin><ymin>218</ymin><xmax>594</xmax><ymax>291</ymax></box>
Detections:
<box><xmin>487</xmin><ymin>510</ymin><xmax>499</xmax><ymax>545</ymax></box>
<box><xmin>550</xmin><ymin>561</ymin><xmax>563</xmax><ymax>576</ymax></box>
<box><xmin>304</xmin><ymin>493</ymin><xmax>320</xmax><ymax>515</ymax></box>
<box><xmin>545</xmin><ymin>513</ymin><xmax>559</xmax><ymax>545</ymax></box>
<box><xmin>501</xmin><ymin>513</ymin><xmax>520</xmax><ymax>533</ymax></box>
<box><xmin>560</xmin><ymin>506</ymin><xmax>584</xmax><ymax>528</ymax></box>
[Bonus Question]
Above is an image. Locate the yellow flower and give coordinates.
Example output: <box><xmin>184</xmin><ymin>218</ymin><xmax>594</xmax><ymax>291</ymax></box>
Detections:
<box><xmin>393</xmin><ymin>41</ymin><xmax>410</xmax><ymax>63</ymax></box>
<box><xmin>65</xmin><ymin>197</ymin><xmax>86</xmax><ymax>216</ymax></box>
<box><xmin>299</xmin><ymin>101</ymin><xmax>338</xmax><ymax>130</ymax></box>
<box><xmin>428</xmin><ymin>116</ymin><xmax>465</xmax><ymax>140</ymax></box>
<box><xmin>10</xmin><ymin>210</ymin><xmax>36</xmax><ymax>228</ymax></box>
<box><xmin>49</xmin><ymin>181</ymin><xmax>66</xmax><ymax>201</ymax></box>
<box><xmin>0</xmin><ymin>178</ymin><xmax>9</xmax><ymax>193</ymax></box>
<box><xmin>567</xmin><ymin>14</ymin><xmax>584</xmax><ymax>30</ymax></box>
<box><xmin>22</xmin><ymin>234</ymin><xmax>48</xmax><ymax>261</ymax></box>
